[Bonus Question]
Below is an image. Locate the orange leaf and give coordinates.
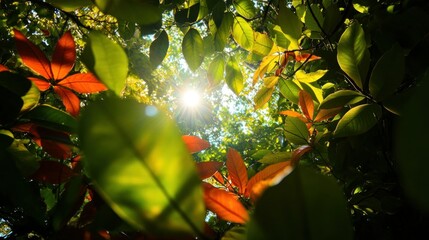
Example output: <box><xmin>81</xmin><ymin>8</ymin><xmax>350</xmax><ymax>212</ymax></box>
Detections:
<box><xmin>196</xmin><ymin>161</ymin><xmax>223</xmax><ymax>179</ymax></box>
<box><xmin>182</xmin><ymin>135</ymin><xmax>210</xmax><ymax>154</ymax></box>
<box><xmin>0</xmin><ymin>64</ymin><xmax>8</xmax><ymax>72</ymax></box>
<box><xmin>226</xmin><ymin>148</ymin><xmax>248</xmax><ymax>195</ymax></box>
<box><xmin>51</xmin><ymin>31</ymin><xmax>76</xmax><ymax>80</ymax></box>
<box><xmin>299</xmin><ymin>90</ymin><xmax>314</xmax><ymax>120</ymax></box>
<box><xmin>314</xmin><ymin>107</ymin><xmax>342</xmax><ymax>122</ymax></box>
<box><xmin>28</xmin><ymin>77</ymin><xmax>50</xmax><ymax>91</ymax></box>
<box><xmin>294</xmin><ymin>53</ymin><xmax>321</xmax><ymax>62</ymax></box>
<box><xmin>202</xmin><ymin>182</ymin><xmax>249</xmax><ymax>224</ymax></box>
<box><xmin>59</xmin><ymin>73</ymin><xmax>107</xmax><ymax>93</ymax></box>
<box><xmin>279</xmin><ymin>110</ymin><xmax>308</xmax><ymax>123</ymax></box>
<box><xmin>13</xmin><ymin>29</ymin><xmax>53</xmax><ymax>79</ymax></box>
<box><xmin>212</xmin><ymin>171</ymin><xmax>225</xmax><ymax>185</ymax></box>
<box><xmin>246</xmin><ymin>161</ymin><xmax>293</xmax><ymax>200</ymax></box>
<box><xmin>291</xmin><ymin>145</ymin><xmax>312</xmax><ymax>165</ymax></box>
<box><xmin>54</xmin><ymin>86</ymin><xmax>80</xmax><ymax>116</ymax></box>
<box><xmin>29</xmin><ymin>126</ymin><xmax>73</xmax><ymax>159</ymax></box>
<box><xmin>30</xmin><ymin>160</ymin><xmax>75</xmax><ymax>184</ymax></box>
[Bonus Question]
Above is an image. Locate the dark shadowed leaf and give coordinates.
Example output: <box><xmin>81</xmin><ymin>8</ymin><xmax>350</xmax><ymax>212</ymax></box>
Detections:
<box><xmin>94</xmin><ymin>0</ymin><xmax>161</xmax><ymax>25</ymax></box>
<box><xmin>182</xmin><ymin>28</ymin><xmax>204</xmax><ymax>71</ymax></box>
<box><xmin>30</xmin><ymin>160</ymin><xmax>75</xmax><ymax>184</ymax></box>
<box><xmin>284</xmin><ymin>116</ymin><xmax>309</xmax><ymax>145</ymax></box>
<box><xmin>150</xmin><ymin>30</ymin><xmax>169</xmax><ymax>68</ymax></box>
<box><xmin>247</xmin><ymin>167</ymin><xmax>353</xmax><ymax>240</ymax></box>
<box><xmin>21</xmin><ymin>104</ymin><xmax>77</xmax><ymax>133</ymax></box>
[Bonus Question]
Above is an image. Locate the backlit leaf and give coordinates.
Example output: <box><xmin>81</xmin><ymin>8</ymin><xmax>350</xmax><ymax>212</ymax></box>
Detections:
<box><xmin>28</xmin><ymin>77</ymin><xmax>50</xmax><ymax>91</ymax></box>
<box><xmin>294</xmin><ymin>69</ymin><xmax>327</xmax><ymax>83</ymax></box>
<box><xmin>51</xmin><ymin>31</ymin><xmax>75</xmax><ymax>80</ymax></box>
<box><xmin>293</xmin><ymin>53</ymin><xmax>321</xmax><ymax>62</ymax></box>
<box><xmin>369</xmin><ymin>44</ymin><xmax>404</xmax><ymax>101</ymax></box>
<box><xmin>79</xmin><ymin>98</ymin><xmax>205</xmax><ymax>235</ymax></box>
<box><xmin>53</xmin><ymin>86</ymin><xmax>80</xmax><ymax>116</ymax></box>
<box><xmin>82</xmin><ymin>31</ymin><xmax>128</xmax><ymax>96</ymax></box>
<box><xmin>334</xmin><ymin>104</ymin><xmax>382</xmax><ymax>138</ymax></box>
<box><xmin>207</xmin><ymin>54</ymin><xmax>225</xmax><ymax>86</ymax></box>
<box><xmin>59</xmin><ymin>73</ymin><xmax>107</xmax><ymax>93</ymax></box>
<box><xmin>150</xmin><ymin>30</ymin><xmax>169</xmax><ymax>68</ymax></box>
<box><xmin>337</xmin><ymin>22</ymin><xmax>370</xmax><ymax>89</ymax></box>
<box><xmin>279</xmin><ymin>79</ymin><xmax>301</xmax><ymax>104</ymax></box>
<box><xmin>196</xmin><ymin>161</ymin><xmax>223</xmax><ymax>180</ymax></box>
<box><xmin>182</xmin><ymin>135</ymin><xmax>210</xmax><ymax>154</ymax></box>
<box><xmin>226</xmin><ymin>148</ymin><xmax>248</xmax><ymax>195</ymax></box>
<box><xmin>214</xmin><ymin>12</ymin><xmax>233</xmax><ymax>51</ymax></box>
<box><xmin>20</xmin><ymin>82</ymin><xmax>40</xmax><ymax>113</ymax></box>
<box><xmin>233</xmin><ymin>0</ymin><xmax>256</xmax><ymax>19</ymax></box>
<box><xmin>277</xmin><ymin>3</ymin><xmax>303</xmax><ymax>50</ymax></box>
<box><xmin>254</xmin><ymin>86</ymin><xmax>274</xmax><ymax>110</ymax></box>
<box><xmin>13</xmin><ymin>29</ymin><xmax>53</xmax><ymax>80</ymax></box>
<box><xmin>225</xmin><ymin>56</ymin><xmax>244</xmax><ymax>95</ymax></box>
<box><xmin>46</xmin><ymin>0</ymin><xmax>91</xmax><ymax>11</ymax></box>
<box><xmin>202</xmin><ymin>183</ymin><xmax>249</xmax><ymax>224</ymax></box>
<box><xmin>247</xmin><ymin>167</ymin><xmax>353</xmax><ymax>240</ymax></box>
<box><xmin>284</xmin><ymin>116</ymin><xmax>309</xmax><ymax>145</ymax></box>
<box><xmin>232</xmin><ymin>17</ymin><xmax>254</xmax><ymax>51</ymax></box>
<box><xmin>314</xmin><ymin>107</ymin><xmax>342</xmax><ymax>122</ymax></box>
<box><xmin>258</xmin><ymin>151</ymin><xmax>292</xmax><ymax>164</ymax></box>
<box><xmin>290</xmin><ymin>145</ymin><xmax>312</xmax><ymax>165</ymax></box>
<box><xmin>0</xmin><ymin>64</ymin><xmax>8</xmax><ymax>72</ymax></box>
<box><xmin>263</xmin><ymin>76</ymin><xmax>279</xmax><ymax>88</ymax></box>
<box><xmin>182</xmin><ymin>28</ymin><xmax>204</xmax><ymax>71</ymax></box>
<box><xmin>305</xmin><ymin>4</ymin><xmax>324</xmax><ymax>33</ymax></box>
<box><xmin>252</xmin><ymin>32</ymin><xmax>273</xmax><ymax>57</ymax></box>
<box><xmin>298</xmin><ymin>90</ymin><xmax>314</xmax><ymax>120</ymax></box>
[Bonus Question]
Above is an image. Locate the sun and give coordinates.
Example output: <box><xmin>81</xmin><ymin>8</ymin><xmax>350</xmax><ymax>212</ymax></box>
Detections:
<box><xmin>181</xmin><ymin>89</ymin><xmax>201</xmax><ymax>109</ymax></box>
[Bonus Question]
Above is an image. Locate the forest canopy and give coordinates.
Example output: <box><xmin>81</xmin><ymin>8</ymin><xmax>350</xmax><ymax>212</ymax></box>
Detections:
<box><xmin>1</xmin><ymin>0</ymin><xmax>429</xmax><ymax>239</ymax></box>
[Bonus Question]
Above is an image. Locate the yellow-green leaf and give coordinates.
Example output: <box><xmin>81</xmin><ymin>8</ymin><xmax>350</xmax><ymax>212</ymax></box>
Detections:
<box><xmin>233</xmin><ymin>0</ymin><xmax>256</xmax><ymax>19</ymax></box>
<box><xmin>252</xmin><ymin>32</ymin><xmax>273</xmax><ymax>57</ymax></box>
<box><xmin>79</xmin><ymin>98</ymin><xmax>205</xmax><ymax>235</ymax></box>
<box><xmin>254</xmin><ymin>86</ymin><xmax>275</xmax><ymax>110</ymax></box>
<box><xmin>337</xmin><ymin>22</ymin><xmax>370</xmax><ymax>89</ymax></box>
<box><xmin>284</xmin><ymin>117</ymin><xmax>309</xmax><ymax>145</ymax></box>
<box><xmin>182</xmin><ymin>28</ymin><xmax>204</xmax><ymax>71</ymax></box>
<box><xmin>215</xmin><ymin>12</ymin><xmax>233</xmax><ymax>51</ymax></box>
<box><xmin>277</xmin><ymin>3</ymin><xmax>302</xmax><ymax>50</ymax></box>
<box><xmin>294</xmin><ymin>69</ymin><xmax>328</xmax><ymax>83</ymax></box>
<box><xmin>208</xmin><ymin>54</ymin><xmax>225</xmax><ymax>86</ymax></box>
<box><xmin>334</xmin><ymin>104</ymin><xmax>382</xmax><ymax>138</ymax></box>
<box><xmin>232</xmin><ymin>17</ymin><xmax>254</xmax><ymax>51</ymax></box>
<box><xmin>225</xmin><ymin>56</ymin><xmax>244</xmax><ymax>95</ymax></box>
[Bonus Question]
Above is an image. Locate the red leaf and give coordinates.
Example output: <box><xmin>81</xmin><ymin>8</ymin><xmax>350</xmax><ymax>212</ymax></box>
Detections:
<box><xmin>226</xmin><ymin>148</ymin><xmax>248</xmax><ymax>195</ymax></box>
<box><xmin>0</xmin><ymin>64</ymin><xmax>9</xmax><ymax>72</ymax></box>
<box><xmin>246</xmin><ymin>161</ymin><xmax>293</xmax><ymax>200</ymax></box>
<box><xmin>28</xmin><ymin>77</ymin><xmax>51</xmax><ymax>91</ymax></box>
<box><xmin>13</xmin><ymin>29</ymin><xmax>53</xmax><ymax>79</ymax></box>
<box><xmin>30</xmin><ymin>126</ymin><xmax>73</xmax><ymax>159</ymax></box>
<box><xmin>182</xmin><ymin>135</ymin><xmax>210</xmax><ymax>154</ymax></box>
<box><xmin>202</xmin><ymin>182</ymin><xmax>249</xmax><ymax>224</ymax></box>
<box><xmin>54</xmin><ymin>86</ymin><xmax>80</xmax><ymax>116</ymax></box>
<box><xmin>196</xmin><ymin>161</ymin><xmax>223</xmax><ymax>179</ymax></box>
<box><xmin>30</xmin><ymin>160</ymin><xmax>75</xmax><ymax>184</ymax></box>
<box><xmin>291</xmin><ymin>145</ymin><xmax>312</xmax><ymax>165</ymax></box>
<box><xmin>51</xmin><ymin>31</ymin><xmax>76</xmax><ymax>80</ymax></box>
<box><xmin>299</xmin><ymin>90</ymin><xmax>314</xmax><ymax>120</ymax></box>
<box><xmin>294</xmin><ymin>53</ymin><xmax>321</xmax><ymax>62</ymax></box>
<box><xmin>314</xmin><ymin>107</ymin><xmax>342</xmax><ymax>122</ymax></box>
<box><xmin>59</xmin><ymin>73</ymin><xmax>107</xmax><ymax>93</ymax></box>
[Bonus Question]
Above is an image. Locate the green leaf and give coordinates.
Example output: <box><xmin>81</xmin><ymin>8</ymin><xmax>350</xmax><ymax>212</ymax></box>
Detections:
<box><xmin>21</xmin><ymin>105</ymin><xmax>77</xmax><ymax>133</ymax></box>
<box><xmin>150</xmin><ymin>30</ymin><xmax>169</xmax><ymax>68</ymax></box>
<box><xmin>334</xmin><ymin>104</ymin><xmax>382</xmax><ymax>138</ymax></box>
<box><xmin>182</xmin><ymin>28</ymin><xmax>204</xmax><ymax>71</ymax></box>
<box><xmin>225</xmin><ymin>56</ymin><xmax>244</xmax><ymax>95</ymax></box>
<box><xmin>277</xmin><ymin>3</ymin><xmax>303</xmax><ymax>50</ymax></box>
<box><xmin>0</xmin><ymin>130</ymin><xmax>14</xmax><ymax>149</ymax></box>
<box><xmin>20</xmin><ymin>82</ymin><xmax>40</xmax><ymax>113</ymax></box>
<box><xmin>232</xmin><ymin>17</ymin><xmax>254</xmax><ymax>51</ymax></box>
<box><xmin>258</xmin><ymin>151</ymin><xmax>292</xmax><ymax>164</ymax></box>
<box><xmin>7</xmin><ymin>139</ymin><xmax>39</xmax><ymax>177</ymax></box>
<box><xmin>175</xmin><ymin>3</ymin><xmax>200</xmax><ymax>25</ymax></box>
<box><xmin>82</xmin><ymin>31</ymin><xmax>128</xmax><ymax>96</ymax></box>
<box><xmin>305</xmin><ymin>4</ymin><xmax>324</xmax><ymax>33</ymax></box>
<box><xmin>300</xmin><ymin>82</ymin><xmax>323</xmax><ymax>103</ymax></box>
<box><xmin>284</xmin><ymin>117</ymin><xmax>309</xmax><ymax>145</ymax></box>
<box><xmin>254</xmin><ymin>86</ymin><xmax>275</xmax><ymax>110</ymax></box>
<box><xmin>337</xmin><ymin>22</ymin><xmax>370</xmax><ymax>89</ymax></box>
<box><xmin>79</xmin><ymin>97</ymin><xmax>205</xmax><ymax>235</ymax></box>
<box><xmin>214</xmin><ymin>12</ymin><xmax>233</xmax><ymax>51</ymax></box>
<box><xmin>294</xmin><ymin>69</ymin><xmax>328</xmax><ymax>83</ymax></box>
<box><xmin>233</xmin><ymin>0</ymin><xmax>256</xmax><ymax>19</ymax></box>
<box><xmin>279</xmin><ymin>79</ymin><xmax>301</xmax><ymax>104</ymax></box>
<box><xmin>247</xmin><ymin>166</ymin><xmax>353</xmax><ymax>240</ymax></box>
<box><xmin>272</xmin><ymin>25</ymin><xmax>291</xmax><ymax>49</ymax></box>
<box><xmin>46</xmin><ymin>0</ymin><xmax>91</xmax><ymax>11</ymax></box>
<box><xmin>396</xmin><ymin>81</ymin><xmax>429</xmax><ymax>212</ymax></box>
<box><xmin>207</xmin><ymin>54</ymin><xmax>225</xmax><ymax>86</ymax></box>
<box><xmin>369</xmin><ymin>44</ymin><xmax>404</xmax><ymax>101</ymax></box>
<box><xmin>319</xmin><ymin>90</ymin><xmax>365</xmax><ymax>109</ymax></box>
<box><xmin>94</xmin><ymin>0</ymin><xmax>161</xmax><ymax>25</ymax></box>
<box><xmin>223</xmin><ymin>226</ymin><xmax>246</xmax><ymax>240</ymax></box>
<box><xmin>252</xmin><ymin>32</ymin><xmax>273</xmax><ymax>57</ymax></box>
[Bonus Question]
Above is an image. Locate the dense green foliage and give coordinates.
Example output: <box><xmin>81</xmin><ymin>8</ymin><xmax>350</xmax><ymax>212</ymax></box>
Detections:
<box><xmin>1</xmin><ymin>0</ymin><xmax>429</xmax><ymax>239</ymax></box>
